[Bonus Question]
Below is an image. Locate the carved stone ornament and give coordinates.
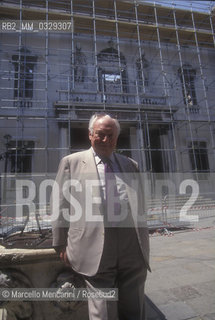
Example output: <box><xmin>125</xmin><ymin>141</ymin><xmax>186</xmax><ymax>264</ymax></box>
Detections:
<box><xmin>0</xmin><ymin>269</ymin><xmax>34</xmax><ymax>320</ymax></box>
<box><xmin>49</xmin><ymin>270</ymin><xmax>89</xmax><ymax>320</ymax></box>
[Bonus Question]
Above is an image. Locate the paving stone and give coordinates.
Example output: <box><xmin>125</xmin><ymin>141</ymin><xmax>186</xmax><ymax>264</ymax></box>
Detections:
<box><xmin>186</xmin><ymin>296</ymin><xmax>215</xmax><ymax>317</ymax></box>
<box><xmin>172</xmin><ymin>270</ymin><xmax>215</xmax><ymax>287</ymax></box>
<box><xmin>159</xmin><ymin>301</ymin><xmax>196</xmax><ymax>320</ymax></box>
<box><xmin>185</xmin><ymin>318</ymin><xmax>202</xmax><ymax>320</ymax></box>
<box><xmin>202</xmin><ymin>314</ymin><xmax>215</xmax><ymax>320</ymax></box>
<box><xmin>145</xmin><ymin>289</ymin><xmax>178</xmax><ymax>306</ymax></box>
<box><xmin>171</xmin><ymin>285</ymin><xmax>201</xmax><ymax>300</ymax></box>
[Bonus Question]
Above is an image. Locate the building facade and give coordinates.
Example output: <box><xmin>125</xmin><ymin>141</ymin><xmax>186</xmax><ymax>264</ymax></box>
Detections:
<box><xmin>0</xmin><ymin>0</ymin><xmax>215</xmax><ymax>222</ymax></box>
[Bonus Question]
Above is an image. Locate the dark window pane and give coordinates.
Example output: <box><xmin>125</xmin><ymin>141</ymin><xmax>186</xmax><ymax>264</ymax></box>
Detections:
<box><xmin>70</xmin><ymin>127</ymin><xmax>90</xmax><ymax>150</ymax></box>
<box><xmin>189</xmin><ymin>141</ymin><xmax>209</xmax><ymax>172</ymax></box>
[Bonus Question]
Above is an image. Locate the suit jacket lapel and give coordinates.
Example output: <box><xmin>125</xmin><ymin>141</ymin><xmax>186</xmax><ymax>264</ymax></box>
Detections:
<box><xmin>114</xmin><ymin>152</ymin><xmax>132</xmax><ymax>172</ymax></box>
<box><xmin>81</xmin><ymin>148</ymin><xmax>98</xmax><ymax>175</ymax></box>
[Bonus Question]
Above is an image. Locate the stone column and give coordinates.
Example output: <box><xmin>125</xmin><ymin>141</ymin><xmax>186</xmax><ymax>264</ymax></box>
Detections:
<box><xmin>59</xmin><ymin>124</ymin><xmax>69</xmax><ymax>159</ymax></box>
<box><xmin>131</xmin><ymin>125</ymin><xmax>146</xmax><ymax>172</ymax></box>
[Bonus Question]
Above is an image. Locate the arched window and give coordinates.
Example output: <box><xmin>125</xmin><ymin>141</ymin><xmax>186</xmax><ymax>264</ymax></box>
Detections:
<box><xmin>97</xmin><ymin>47</ymin><xmax>128</xmax><ymax>103</ymax></box>
<box><xmin>178</xmin><ymin>64</ymin><xmax>197</xmax><ymax>106</ymax></box>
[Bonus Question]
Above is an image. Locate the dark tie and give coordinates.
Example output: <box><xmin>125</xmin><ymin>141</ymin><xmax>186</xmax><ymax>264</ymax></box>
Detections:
<box><xmin>102</xmin><ymin>157</ymin><xmax>121</xmax><ymax>225</ymax></box>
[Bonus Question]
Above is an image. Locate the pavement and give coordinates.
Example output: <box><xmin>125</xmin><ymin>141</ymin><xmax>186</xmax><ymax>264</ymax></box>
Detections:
<box><xmin>145</xmin><ymin>216</ymin><xmax>215</xmax><ymax>320</ymax></box>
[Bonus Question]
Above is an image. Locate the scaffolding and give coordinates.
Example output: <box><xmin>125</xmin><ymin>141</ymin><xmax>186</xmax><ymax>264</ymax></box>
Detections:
<box><xmin>0</xmin><ymin>0</ymin><xmax>215</xmax><ymax>231</ymax></box>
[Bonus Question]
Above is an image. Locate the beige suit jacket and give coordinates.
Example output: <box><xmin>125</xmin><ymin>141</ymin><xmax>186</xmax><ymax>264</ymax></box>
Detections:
<box><xmin>51</xmin><ymin>148</ymin><xmax>150</xmax><ymax>276</ymax></box>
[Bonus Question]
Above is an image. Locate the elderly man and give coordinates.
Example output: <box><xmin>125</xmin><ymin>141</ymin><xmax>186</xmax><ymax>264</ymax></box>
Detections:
<box><xmin>51</xmin><ymin>113</ymin><xmax>150</xmax><ymax>320</ymax></box>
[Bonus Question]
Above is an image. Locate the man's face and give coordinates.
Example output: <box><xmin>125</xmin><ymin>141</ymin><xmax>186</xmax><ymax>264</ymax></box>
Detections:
<box><xmin>89</xmin><ymin>117</ymin><xmax>119</xmax><ymax>158</ymax></box>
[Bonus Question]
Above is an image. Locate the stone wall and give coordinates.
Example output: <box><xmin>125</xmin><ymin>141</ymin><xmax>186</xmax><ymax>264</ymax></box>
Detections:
<box><xmin>0</xmin><ymin>246</ymin><xmax>88</xmax><ymax>320</ymax></box>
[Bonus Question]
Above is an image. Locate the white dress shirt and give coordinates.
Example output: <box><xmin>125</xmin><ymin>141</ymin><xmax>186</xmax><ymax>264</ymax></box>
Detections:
<box><xmin>92</xmin><ymin>148</ymin><xmax>129</xmax><ymax>203</ymax></box>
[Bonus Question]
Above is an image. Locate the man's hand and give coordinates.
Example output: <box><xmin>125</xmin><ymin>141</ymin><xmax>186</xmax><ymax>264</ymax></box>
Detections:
<box><xmin>59</xmin><ymin>248</ymin><xmax>70</xmax><ymax>266</ymax></box>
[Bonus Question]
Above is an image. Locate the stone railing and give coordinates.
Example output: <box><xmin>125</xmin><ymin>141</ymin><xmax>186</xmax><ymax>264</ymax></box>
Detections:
<box><xmin>56</xmin><ymin>90</ymin><xmax>167</xmax><ymax>108</ymax></box>
<box><xmin>0</xmin><ymin>246</ymin><xmax>88</xmax><ymax>320</ymax></box>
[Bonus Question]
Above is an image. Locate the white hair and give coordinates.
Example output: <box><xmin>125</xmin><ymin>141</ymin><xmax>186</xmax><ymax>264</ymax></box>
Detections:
<box><xmin>88</xmin><ymin>113</ymin><xmax>120</xmax><ymax>136</ymax></box>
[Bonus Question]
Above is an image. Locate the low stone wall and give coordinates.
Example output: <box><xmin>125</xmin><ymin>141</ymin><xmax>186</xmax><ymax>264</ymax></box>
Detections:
<box><xmin>0</xmin><ymin>246</ymin><xmax>89</xmax><ymax>320</ymax></box>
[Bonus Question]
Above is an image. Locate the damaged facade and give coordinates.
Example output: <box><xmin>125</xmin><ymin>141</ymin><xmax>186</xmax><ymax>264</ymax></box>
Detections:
<box><xmin>0</xmin><ymin>0</ymin><xmax>215</xmax><ymax>222</ymax></box>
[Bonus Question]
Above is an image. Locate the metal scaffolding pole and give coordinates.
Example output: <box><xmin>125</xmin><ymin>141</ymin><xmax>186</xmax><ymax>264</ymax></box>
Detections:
<box><xmin>66</xmin><ymin>0</ymin><xmax>74</xmax><ymax>153</ymax></box>
<box><xmin>134</xmin><ymin>1</ymin><xmax>147</xmax><ymax>171</ymax></box>
<box><xmin>71</xmin><ymin>0</ymin><xmax>75</xmax><ymax>92</ymax></box>
<box><xmin>154</xmin><ymin>5</ymin><xmax>179</xmax><ymax>172</ymax></box>
<box><xmin>191</xmin><ymin>10</ymin><xmax>215</xmax><ymax>159</ymax></box>
<box><xmin>14</xmin><ymin>0</ymin><xmax>24</xmax><ymax>176</ymax></box>
<box><xmin>173</xmin><ymin>8</ymin><xmax>199</xmax><ymax>176</ymax></box>
<box><xmin>92</xmin><ymin>0</ymin><xmax>99</xmax><ymax>95</ymax></box>
<box><xmin>44</xmin><ymin>0</ymin><xmax>49</xmax><ymax>174</ymax></box>
<box><xmin>134</xmin><ymin>1</ymin><xmax>146</xmax><ymax>95</ymax></box>
<box><xmin>114</xmin><ymin>0</ymin><xmax>124</xmax><ymax>96</ymax></box>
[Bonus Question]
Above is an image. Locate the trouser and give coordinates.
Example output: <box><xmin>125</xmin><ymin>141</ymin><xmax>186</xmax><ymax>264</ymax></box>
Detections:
<box><xmin>84</xmin><ymin>228</ymin><xmax>148</xmax><ymax>320</ymax></box>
